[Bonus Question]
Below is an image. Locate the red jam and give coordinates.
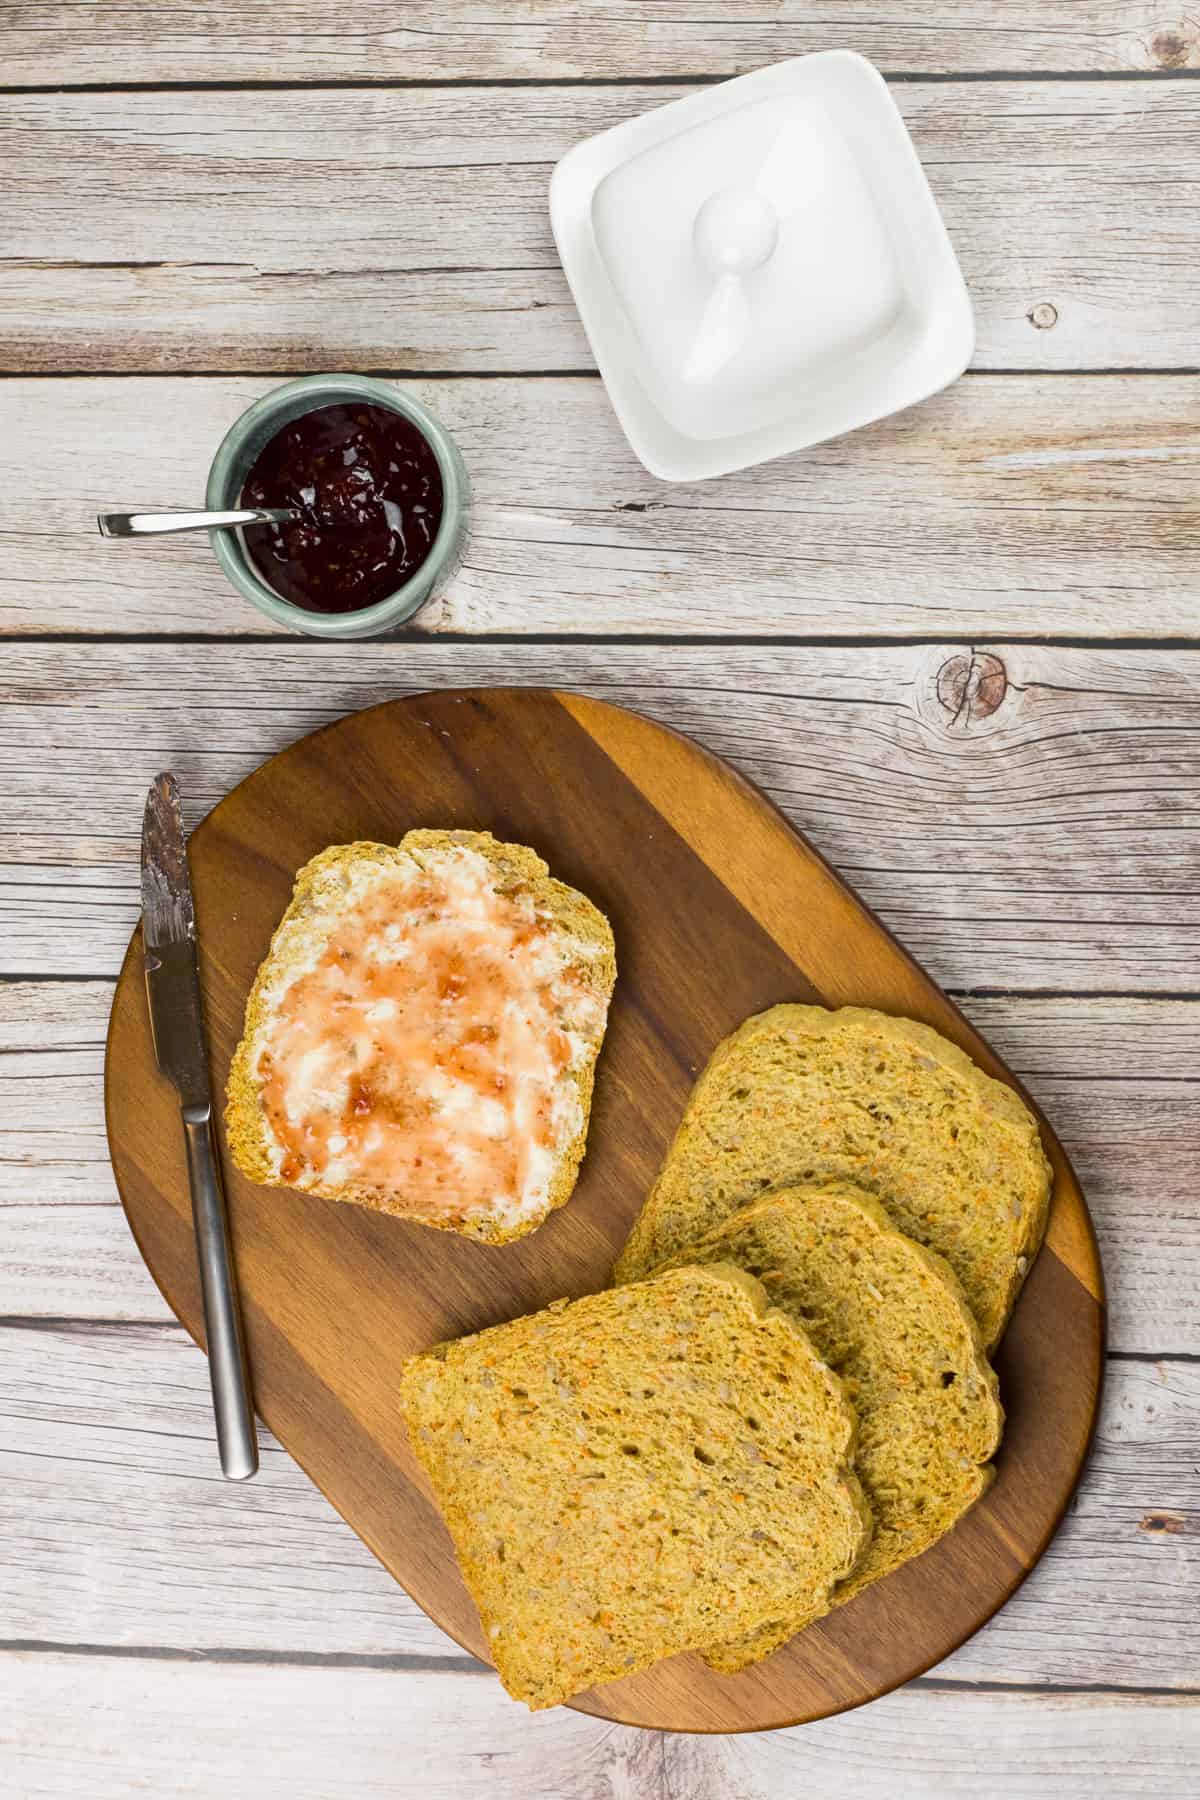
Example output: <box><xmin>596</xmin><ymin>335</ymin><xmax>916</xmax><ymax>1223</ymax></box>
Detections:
<box><xmin>255</xmin><ymin>851</ymin><xmax>589</xmax><ymax>1221</ymax></box>
<box><xmin>240</xmin><ymin>402</ymin><xmax>444</xmax><ymax>614</ymax></box>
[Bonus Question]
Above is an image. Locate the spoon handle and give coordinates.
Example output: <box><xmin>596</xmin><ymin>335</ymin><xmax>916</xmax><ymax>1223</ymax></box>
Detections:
<box><xmin>97</xmin><ymin>507</ymin><xmax>295</xmax><ymax>538</ymax></box>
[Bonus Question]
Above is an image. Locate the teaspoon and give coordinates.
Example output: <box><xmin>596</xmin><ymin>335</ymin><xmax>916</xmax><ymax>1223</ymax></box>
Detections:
<box><xmin>98</xmin><ymin>507</ymin><xmax>297</xmax><ymax>538</ymax></box>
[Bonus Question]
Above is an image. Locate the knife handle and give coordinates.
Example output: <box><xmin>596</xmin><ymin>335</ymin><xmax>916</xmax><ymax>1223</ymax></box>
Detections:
<box><xmin>181</xmin><ymin>1105</ymin><xmax>259</xmax><ymax>1481</ymax></box>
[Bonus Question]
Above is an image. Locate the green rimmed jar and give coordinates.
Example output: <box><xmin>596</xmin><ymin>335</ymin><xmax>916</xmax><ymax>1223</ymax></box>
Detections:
<box><xmin>206</xmin><ymin>374</ymin><xmax>468</xmax><ymax>639</ymax></box>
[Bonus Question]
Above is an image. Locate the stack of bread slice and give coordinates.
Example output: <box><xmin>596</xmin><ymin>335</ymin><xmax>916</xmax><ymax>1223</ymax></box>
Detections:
<box><xmin>615</xmin><ymin>1004</ymin><xmax>1051</xmax><ymax>1351</ymax></box>
<box><xmin>401</xmin><ymin>1003</ymin><xmax>1051</xmax><ymax>1707</ymax></box>
<box><xmin>654</xmin><ymin>1182</ymin><xmax>1003</xmax><ymax>1670</ymax></box>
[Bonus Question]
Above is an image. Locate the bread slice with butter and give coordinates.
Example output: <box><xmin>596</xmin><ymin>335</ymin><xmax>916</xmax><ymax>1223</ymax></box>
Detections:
<box><xmin>656</xmin><ymin>1184</ymin><xmax>1002</xmax><ymax>1670</ymax></box>
<box><xmin>225</xmin><ymin>829</ymin><xmax>615</xmax><ymax>1245</ymax></box>
<box><xmin>399</xmin><ymin>1262</ymin><xmax>872</xmax><ymax>1710</ymax></box>
<box><xmin>614</xmin><ymin>1004</ymin><xmax>1051</xmax><ymax>1348</ymax></box>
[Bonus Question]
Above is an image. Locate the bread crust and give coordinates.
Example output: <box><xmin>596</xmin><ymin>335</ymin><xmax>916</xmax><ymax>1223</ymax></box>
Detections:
<box><xmin>224</xmin><ymin>830</ymin><xmax>615</xmax><ymax>1244</ymax></box>
<box><xmin>614</xmin><ymin>1003</ymin><xmax>1052</xmax><ymax>1348</ymax></box>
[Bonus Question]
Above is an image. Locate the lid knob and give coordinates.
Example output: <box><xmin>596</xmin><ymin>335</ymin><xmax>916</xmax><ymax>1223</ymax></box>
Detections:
<box><xmin>684</xmin><ymin>185</ymin><xmax>781</xmax><ymax>385</ymax></box>
<box><xmin>692</xmin><ymin>184</ymin><xmax>780</xmax><ymax>276</ymax></box>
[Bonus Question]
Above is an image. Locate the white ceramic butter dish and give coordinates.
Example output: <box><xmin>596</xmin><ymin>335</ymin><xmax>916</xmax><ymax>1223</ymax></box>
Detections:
<box><xmin>549</xmin><ymin>52</ymin><xmax>974</xmax><ymax>482</ymax></box>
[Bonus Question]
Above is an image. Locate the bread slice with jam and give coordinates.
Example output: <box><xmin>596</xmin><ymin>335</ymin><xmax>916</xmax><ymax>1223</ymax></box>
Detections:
<box><xmin>225</xmin><ymin>829</ymin><xmax>615</xmax><ymax>1244</ymax></box>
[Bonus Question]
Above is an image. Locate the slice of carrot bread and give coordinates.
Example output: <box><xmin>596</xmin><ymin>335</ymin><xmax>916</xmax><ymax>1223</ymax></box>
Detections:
<box><xmin>225</xmin><ymin>829</ymin><xmax>615</xmax><ymax>1245</ymax></box>
<box><xmin>656</xmin><ymin>1184</ymin><xmax>1002</xmax><ymax>1670</ymax></box>
<box><xmin>399</xmin><ymin>1263</ymin><xmax>871</xmax><ymax>1709</ymax></box>
<box><xmin>613</xmin><ymin>1004</ymin><xmax>1051</xmax><ymax>1348</ymax></box>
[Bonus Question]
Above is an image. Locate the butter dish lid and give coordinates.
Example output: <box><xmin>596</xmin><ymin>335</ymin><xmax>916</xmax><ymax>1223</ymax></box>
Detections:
<box><xmin>550</xmin><ymin>53</ymin><xmax>975</xmax><ymax>482</ymax></box>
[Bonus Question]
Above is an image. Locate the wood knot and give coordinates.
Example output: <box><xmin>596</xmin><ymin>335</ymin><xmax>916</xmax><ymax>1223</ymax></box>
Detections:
<box><xmin>1028</xmin><ymin>301</ymin><xmax>1058</xmax><ymax>330</ymax></box>
<box><xmin>936</xmin><ymin>652</ymin><xmax>1008</xmax><ymax>728</ymax></box>
<box><xmin>1152</xmin><ymin>29</ymin><xmax>1192</xmax><ymax>69</ymax></box>
<box><xmin>1139</xmin><ymin>1510</ymin><xmax>1188</xmax><ymax>1535</ymax></box>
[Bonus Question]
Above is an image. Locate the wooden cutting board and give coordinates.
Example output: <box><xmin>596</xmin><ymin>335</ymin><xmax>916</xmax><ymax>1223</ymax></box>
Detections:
<box><xmin>105</xmin><ymin>686</ymin><xmax>1105</xmax><ymax>1734</ymax></box>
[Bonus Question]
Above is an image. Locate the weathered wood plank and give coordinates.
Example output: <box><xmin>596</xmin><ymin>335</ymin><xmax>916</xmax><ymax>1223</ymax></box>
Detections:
<box><xmin>1</xmin><ymin>84</ymin><xmax>1198</xmax><ymax>371</ymax></box>
<box><xmin>0</xmin><ymin>1205</ymin><xmax>170</xmax><ymax>1323</ymax></box>
<box><xmin>0</xmin><ymin>1320</ymin><xmax>459</xmax><ymax>1659</ymax></box>
<box><xmin>2</xmin><ymin>981</ymin><xmax>1196</xmax><ymax>1351</ymax></box>
<box><xmin>3</xmin><ymin>1322</ymin><xmax>1197</xmax><ymax>1690</ymax></box>
<box><xmin>6</xmin><ymin>1117</ymin><xmax>1191</xmax><ymax>1342</ymax></box>
<box><xmin>0</xmin><ymin>983</ymin><xmax>113</xmax><ymax>1204</ymax></box>
<box><xmin>10</xmin><ymin>985</ymin><xmax>1200</xmax><ymax>1204</ymax></box>
<box><xmin>2</xmin><ymin>643</ymin><xmax>1196</xmax><ymax>991</ymax></box>
<box><xmin>2</xmin><ymin>1654</ymin><xmax>1198</xmax><ymax>1799</ymax></box>
<box><xmin>4</xmin><ymin>3</ymin><xmax>1197</xmax><ymax>84</ymax></box>
<box><xmin>5</xmin><ymin>375</ymin><xmax>1196</xmax><ymax>638</ymax></box>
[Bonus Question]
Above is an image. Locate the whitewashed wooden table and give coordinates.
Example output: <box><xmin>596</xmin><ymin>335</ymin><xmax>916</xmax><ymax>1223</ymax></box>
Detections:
<box><xmin>2</xmin><ymin>7</ymin><xmax>1198</xmax><ymax>1796</ymax></box>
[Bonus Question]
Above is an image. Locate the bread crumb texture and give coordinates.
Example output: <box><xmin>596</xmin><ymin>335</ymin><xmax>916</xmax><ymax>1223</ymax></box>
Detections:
<box><xmin>615</xmin><ymin>1005</ymin><xmax>1051</xmax><ymax>1348</ymax></box>
<box><xmin>400</xmin><ymin>1264</ymin><xmax>871</xmax><ymax>1708</ymax></box>
<box><xmin>657</xmin><ymin>1184</ymin><xmax>1002</xmax><ymax>1670</ymax></box>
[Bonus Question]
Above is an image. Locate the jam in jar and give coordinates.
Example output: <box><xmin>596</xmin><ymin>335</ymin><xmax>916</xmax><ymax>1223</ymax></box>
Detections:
<box><xmin>240</xmin><ymin>402</ymin><xmax>445</xmax><ymax>614</ymax></box>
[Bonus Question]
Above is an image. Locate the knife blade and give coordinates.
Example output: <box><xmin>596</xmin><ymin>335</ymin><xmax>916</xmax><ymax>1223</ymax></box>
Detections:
<box><xmin>141</xmin><ymin>774</ymin><xmax>258</xmax><ymax>1480</ymax></box>
<box><xmin>142</xmin><ymin>773</ymin><xmax>210</xmax><ymax>1111</ymax></box>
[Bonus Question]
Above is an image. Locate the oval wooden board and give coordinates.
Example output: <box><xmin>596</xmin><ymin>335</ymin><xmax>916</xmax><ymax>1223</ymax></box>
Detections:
<box><xmin>105</xmin><ymin>687</ymin><xmax>1105</xmax><ymax>1733</ymax></box>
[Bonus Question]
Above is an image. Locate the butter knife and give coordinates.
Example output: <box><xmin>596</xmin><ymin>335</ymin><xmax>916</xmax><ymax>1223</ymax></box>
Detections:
<box><xmin>142</xmin><ymin>773</ymin><xmax>258</xmax><ymax>1480</ymax></box>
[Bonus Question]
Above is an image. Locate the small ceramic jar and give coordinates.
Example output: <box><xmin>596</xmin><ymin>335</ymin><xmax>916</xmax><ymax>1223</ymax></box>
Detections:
<box><xmin>206</xmin><ymin>373</ymin><xmax>469</xmax><ymax>639</ymax></box>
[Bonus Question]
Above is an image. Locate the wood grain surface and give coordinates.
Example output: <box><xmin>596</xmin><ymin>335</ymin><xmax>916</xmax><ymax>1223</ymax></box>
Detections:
<box><xmin>3</xmin><ymin>83</ymin><xmax>1198</xmax><ymax>374</ymax></box>
<box><xmin>4</xmin><ymin>982</ymin><xmax>1193</xmax><ymax>1354</ymax></box>
<box><xmin>104</xmin><ymin>687</ymin><xmax>1102</xmax><ymax>1732</ymax></box>
<box><xmin>4</xmin><ymin>3</ymin><xmax>1198</xmax><ymax>83</ymax></box>
<box><xmin>6</xmin><ymin>641</ymin><xmax>1196</xmax><ymax>989</ymax></box>
<box><xmin>9</xmin><ymin>1659</ymin><xmax>1199</xmax><ymax>1800</ymax></box>
<box><xmin>4</xmin><ymin>4</ymin><xmax>1198</xmax><ymax>1789</ymax></box>
<box><xmin>5</xmin><ymin>1322</ymin><xmax>1192</xmax><ymax>1687</ymax></box>
<box><xmin>9</xmin><ymin>376</ymin><xmax>1199</xmax><ymax>638</ymax></box>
